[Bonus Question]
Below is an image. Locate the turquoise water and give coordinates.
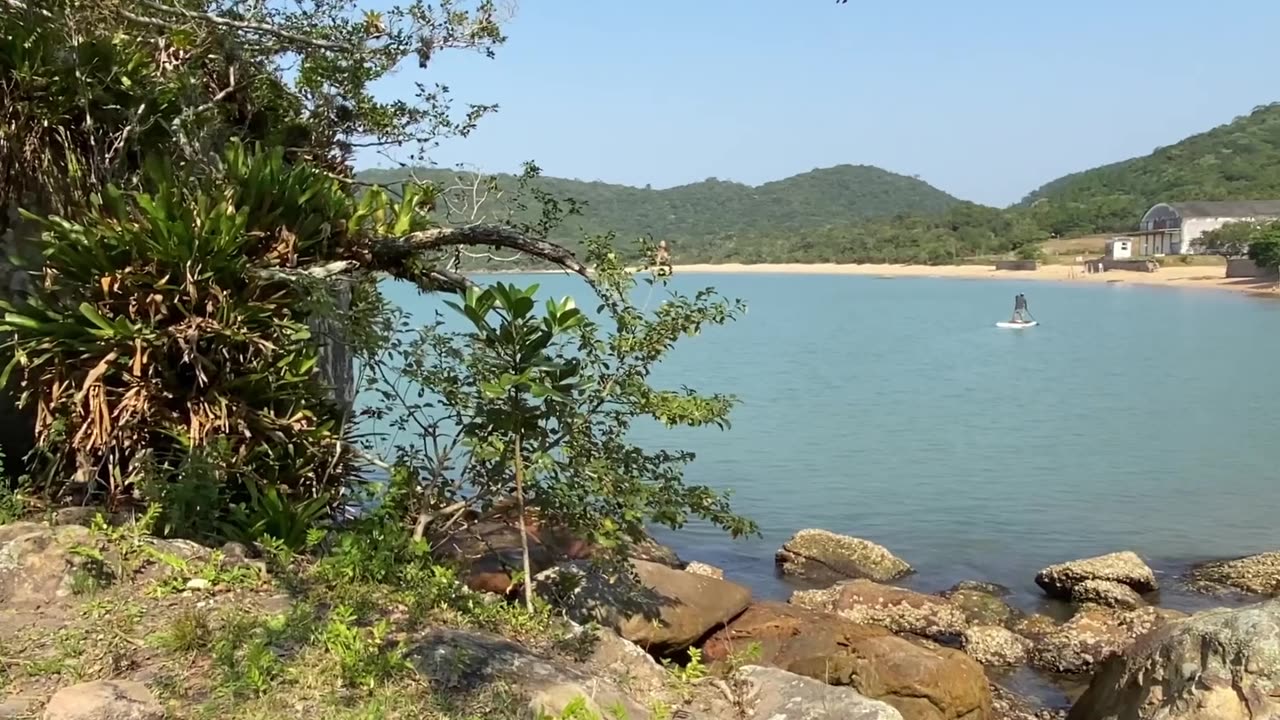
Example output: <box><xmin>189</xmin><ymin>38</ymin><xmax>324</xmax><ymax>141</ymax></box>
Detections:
<box><xmin>374</xmin><ymin>272</ymin><xmax>1280</xmax><ymax>614</ymax></box>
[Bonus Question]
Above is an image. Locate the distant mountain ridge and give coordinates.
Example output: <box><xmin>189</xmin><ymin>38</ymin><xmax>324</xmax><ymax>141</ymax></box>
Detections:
<box><xmin>355</xmin><ymin>163</ymin><xmax>961</xmax><ymax>245</ymax></box>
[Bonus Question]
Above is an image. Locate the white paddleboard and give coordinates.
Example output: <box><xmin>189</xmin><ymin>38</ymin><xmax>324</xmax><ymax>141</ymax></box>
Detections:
<box><xmin>995</xmin><ymin>321</ymin><xmax>1038</xmax><ymax>329</ymax></box>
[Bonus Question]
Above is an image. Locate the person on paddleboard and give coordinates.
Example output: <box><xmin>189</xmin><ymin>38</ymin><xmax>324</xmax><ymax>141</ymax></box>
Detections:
<box><xmin>1011</xmin><ymin>293</ymin><xmax>1030</xmax><ymax>323</ymax></box>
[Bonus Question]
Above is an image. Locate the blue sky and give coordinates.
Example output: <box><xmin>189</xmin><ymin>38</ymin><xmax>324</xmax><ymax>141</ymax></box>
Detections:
<box><xmin>359</xmin><ymin>0</ymin><xmax>1280</xmax><ymax>206</ymax></box>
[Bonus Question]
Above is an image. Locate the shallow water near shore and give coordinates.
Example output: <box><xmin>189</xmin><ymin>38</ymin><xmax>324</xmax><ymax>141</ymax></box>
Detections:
<box><xmin>373</xmin><ymin>271</ymin><xmax>1280</xmax><ymax>622</ymax></box>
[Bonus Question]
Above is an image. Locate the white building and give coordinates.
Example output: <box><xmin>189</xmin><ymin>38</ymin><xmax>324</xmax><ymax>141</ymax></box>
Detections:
<box><xmin>1133</xmin><ymin>201</ymin><xmax>1280</xmax><ymax>255</ymax></box>
<box><xmin>1105</xmin><ymin>238</ymin><xmax>1132</xmax><ymax>259</ymax></box>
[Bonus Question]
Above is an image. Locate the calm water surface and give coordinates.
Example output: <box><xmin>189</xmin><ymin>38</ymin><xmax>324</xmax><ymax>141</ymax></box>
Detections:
<box><xmin>374</xmin><ymin>273</ymin><xmax>1280</xmax><ymax>615</ymax></box>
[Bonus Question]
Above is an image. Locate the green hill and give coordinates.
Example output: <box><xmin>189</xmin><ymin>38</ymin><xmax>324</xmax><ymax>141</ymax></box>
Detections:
<box><xmin>355</xmin><ymin>164</ymin><xmax>960</xmax><ymax>249</ymax></box>
<box><xmin>1018</xmin><ymin>103</ymin><xmax>1280</xmax><ymax>236</ymax></box>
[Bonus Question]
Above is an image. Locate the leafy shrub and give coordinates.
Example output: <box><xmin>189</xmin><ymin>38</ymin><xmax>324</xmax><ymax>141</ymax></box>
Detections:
<box><xmin>0</xmin><ymin>144</ymin><xmax>355</xmax><ymax>517</ymax></box>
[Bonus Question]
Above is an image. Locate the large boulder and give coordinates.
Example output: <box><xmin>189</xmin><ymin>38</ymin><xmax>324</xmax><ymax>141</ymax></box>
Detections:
<box><xmin>1190</xmin><ymin>551</ymin><xmax>1280</xmax><ymax>597</ymax></box>
<box><xmin>536</xmin><ymin>559</ymin><xmax>751</xmax><ymax>655</ymax></box>
<box><xmin>703</xmin><ymin>603</ymin><xmax>992</xmax><ymax>720</ymax></box>
<box><xmin>1030</xmin><ymin>607</ymin><xmax>1183</xmax><ymax>675</ymax></box>
<box><xmin>791</xmin><ymin>579</ymin><xmax>967</xmax><ymax>641</ymax></box>
<box><xmin>736</xmin><ymin>665</ymin><xmax>905</xmax><ymax>720</ymax></box>
<box><xmin>1035</xmin><ymin>552</ymin><xmax>1157</xmax><ymax>600</ymax></box>
<box><xmin>1068</xmin><ymin>599</ymin><xmax>1280</xmax><ymax>720</ymax></box>
<box><xmin>942</xmin><ymin>586</ymin><xmax>1023</xmax><ymax>628</ymax></box>
<box><xmin>962</xmin><ymin>626</ymin><xmax>1032</xmax><ymax>667</ymax></box>
<box><xmin>776</xmin><ymin>529</ymin><xmax>912</xmax><ymax>584</ymax></box>
<box><xmin>411</xmin><ymin>626</ymin><xmax>651</xmax><ymax>719</ymax></box>
<box><xmin>42</xmin><ymin>680</ymin><xmax>163</xmax><ymax>720</ymax></box>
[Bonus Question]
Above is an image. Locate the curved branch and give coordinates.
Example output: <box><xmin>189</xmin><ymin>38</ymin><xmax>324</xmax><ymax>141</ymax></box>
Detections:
<box><xmin>371</xmin><ymin>224</ymin><xmax>592</xmax><ymax>278</ymax></box>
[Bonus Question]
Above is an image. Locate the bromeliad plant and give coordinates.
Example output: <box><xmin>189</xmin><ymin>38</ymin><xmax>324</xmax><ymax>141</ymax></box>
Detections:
<box><xmin>0</xmin><ymin>142</ymin><xmax>433</xmax><ymax>518</ymax></box>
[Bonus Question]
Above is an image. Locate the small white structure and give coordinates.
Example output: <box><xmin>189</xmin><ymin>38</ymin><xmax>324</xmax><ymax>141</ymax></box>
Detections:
<box><xmin>1105</xmin><ymin>238</ymin><xmax>1132</xmax><ymax>259</ymax></box>
<box><xmin>1135</xmin><ymin>201</ymin><xmax>1280</xmax><ymax>255</ymax></box>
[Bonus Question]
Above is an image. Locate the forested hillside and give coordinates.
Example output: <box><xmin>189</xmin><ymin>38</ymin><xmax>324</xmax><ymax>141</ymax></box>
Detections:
<box><xmin>1019</xmin><ymin>103</ymin><xmax>1280</xmax><ymax>236</ymax></box>
<box><xmin>356</xmin><ymin>164</ymin><xmax>959</xmax><ymax>244</ymax></box>
<box><xmin>355</xmin><ymin>104</ymin><xmax>1280</xmax><ymax>266</ymax></box>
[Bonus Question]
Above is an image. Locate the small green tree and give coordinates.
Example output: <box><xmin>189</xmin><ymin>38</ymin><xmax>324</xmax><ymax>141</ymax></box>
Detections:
<box><xmin>1196</xmin><ymin>221</ymin><xmax>1258</xmax><ymax>256</ymax></box>
<box><xmin>448</xmin><ymin>283</ymin><xmax>586</xmax><ymax>610</ymax></box>
<box><xmin>363</xmin><ymin>239</ymin><xmax>757</xmax><ymax>595</ymax></box>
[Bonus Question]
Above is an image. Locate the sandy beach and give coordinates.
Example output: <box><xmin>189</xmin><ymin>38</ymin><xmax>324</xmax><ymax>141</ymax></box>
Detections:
<box><xmin>668</xmin><ymin>262</ymin><xmax>1280</xmax><ymax>296</ymax></box>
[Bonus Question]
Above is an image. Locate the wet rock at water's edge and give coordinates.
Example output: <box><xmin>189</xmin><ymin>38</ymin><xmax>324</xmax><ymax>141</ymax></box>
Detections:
<box><xmin>1190</xmin><ymin>550</ymin><xmax>1280</xmax><ymax>597</ymax></box>
<box><xmin>1034</xmin><ymin>551</ymin><xmax>1157</xmax><ymax>601</ymax></box>
<box><xmin>1068</xmin><ymin>579</ymin><xmax>1146</xmax><ymax>610</ymax></box>
<box><xmin>776</xmin><ymin>528</ymin><xmax>913</xmax><ymax>585</ymax></box>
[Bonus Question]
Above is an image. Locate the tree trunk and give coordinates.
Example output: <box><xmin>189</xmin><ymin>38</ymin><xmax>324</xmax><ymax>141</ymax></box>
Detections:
<box><xmin>0</xmin><ymin>200</ymin><xmax>38</xmax><ymax>482</ymax></box>
<box><xmin>513</xmin><ymin>429</ymin><xmax>533</xmax><ymax>612</ymax></box>
<box><xmin>306</xmin><ymin>278</ymin><xmax>356</xmax><ymax>418</ymax></box>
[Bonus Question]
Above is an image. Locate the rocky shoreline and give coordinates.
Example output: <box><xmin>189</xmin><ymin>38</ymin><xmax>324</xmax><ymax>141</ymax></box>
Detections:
<box><xmin>5</xmin><ymin>516</ymin><xmax>1280</xmax><ymax>720</ymax></box>
<box><xmin>431</xmin><ymin>521</ymin><xmax>1280</xmax><ymax>720</ymax></box>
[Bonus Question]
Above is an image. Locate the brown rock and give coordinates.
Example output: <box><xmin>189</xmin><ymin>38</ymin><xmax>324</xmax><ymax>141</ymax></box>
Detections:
<box><xmin>791</xmin><ymin>579</ymin><xmax>967</xmax><ymax>640</ymax></box>
<box><xmin>1030</xmin><ymin>607</ymin><xmax>1178</xmax><ymax>675</ymax></box>
<box><xmin>703</xmin><ymin>602</ymin><xmax>990</xmax><ymax>720</ymax></box>
<box><xmin>776</xmin><ymin>528</ymin><xmax>912</xmax><ymax>584</ymax></box>
<box><xmin>1068</xmin><ymin>599</ymin><xmax>1280</xmax><ymax>720</ymax></box>
<box><xmin>536</xmin><ymin>559</ymin><xmax>750</xmax><ymax>654</ymax></box>
<box><xmin>1035</xmin><ymin>552</ymin><xmax>1157</xmax><ymax>600</ymax></box>
<box><xmin>42</xmin><ymin>680</ymin><xmax>163</xmax><ymax>720</ymax></box>
<box><xmin>1068</xmin><ymin>579</ymin><xmax>1144</xmax><ymax>610</ymax></box>
<box><xmin>962</xmin><ymin>626</ymin><xmax>1032</xmax><ymax>666</ymax></box>
<box><xmin>1191</xmin><ymin>551</ymin><xmax>1280</xmax><ymax>597</ymax></box>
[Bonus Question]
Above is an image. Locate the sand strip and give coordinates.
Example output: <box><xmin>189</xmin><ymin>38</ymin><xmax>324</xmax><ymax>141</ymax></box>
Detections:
<box><xmin>666</xmin><ymin>262</ymin><xmax>1278</xmax><ymax>296</ymax></box>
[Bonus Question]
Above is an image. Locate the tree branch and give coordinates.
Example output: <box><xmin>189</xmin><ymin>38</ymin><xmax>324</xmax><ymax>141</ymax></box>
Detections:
<box><xmin>132</xmin><ymin>0</ymin><xmax>351</xmax><ymax>50</ymax></box>
<box><xmin>371</xmin><ymin>224</ymin><xmax>592</xmax><ymax>278</ymax></box>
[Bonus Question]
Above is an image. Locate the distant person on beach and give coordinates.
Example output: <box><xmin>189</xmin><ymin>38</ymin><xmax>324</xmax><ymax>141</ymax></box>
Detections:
<box><xmin>655</xmin><ymin>240</ymin><xmax>672</xmax><ymax>277</ymax></box>
<box><xmin>1011</xmin><ymin>293</ymin><xmax>1029</xmax><ymax>323</ymax></box>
